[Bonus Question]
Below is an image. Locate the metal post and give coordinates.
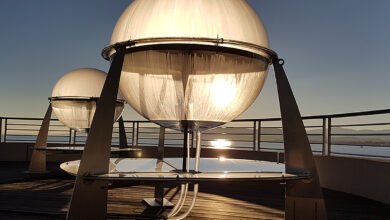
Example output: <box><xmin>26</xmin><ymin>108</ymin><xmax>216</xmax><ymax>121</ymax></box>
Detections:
<box><xmin>182</xmin><ymin>128</ymin><xmax>189</xmax><ymax>171</ymax></box>
<box><xmin>136</xmin><ymin>122</ymin><xmax>139</xmax><ymax>146</ymax></box>
<box><xmin>29</xmin><ymin>104</ymin><xmax>52</xmax><ymax>173</ymax></box>
<box><xmin>257</xmin><ymin>120</ymin><xmax>261</xmax><ymax>151</ymax></box>
<box><xmin>118</xmin><ymin>116</ymin><xmax>128</xmax><ymax>148</ymax></box>
<box><xmin>191</xmin><ymin>131</ymin><xmax>194</xmax><ymax>152</ymax></box>
<box><xmin>322</xmin><ymin>118</ymin><xmax>326</xmax><ymax>156</ymax></box>
<box><xmin>131</xmin><ymin>122</ymin><xmax>135</xmax><ymax>147</ymax></box>
<box><xmin>73</xmin><ymin>130</ymin><xmax>77</xmax><ymax>145</ymax></box>
<box><xmin>327</xmin><ymin>117</ymin><xmax>332</xmax><ymax>156</ymax></box>
<box><xmin>0</xmin><ymin>118</ymin><xmax>2</xmax><ymax>143</ymax></box>
<box><xmin>142</xmin><ymin>126</ymin><xmax>173</xmax><ymax>208</ymax></box>
<box><xmin>4</xmin><ymin>119</ymin><xmax>7</xmax><ymax>143</ymax></box>
<box><xmin>273</xmin><ymin>58</ymin><xmax>327</xmax><ymax>220</ymax></box>
<box><xmin>67</xmin><ymin>46</ymin><xmax>126</xmax><ymax>220</ymax></box>
<box><xmin>157</xmin><ymin>126</ymin><xmax>165</xmax><ymax>161</ymax></box>
<box><xmin>253</xmin><ymin>121</ymin><xmax>256</xmax><ymax>151</ymax></box>
<box><xmin>68</xmin><ymin>128</ymin><xmax>72</xmax><ymax>145</ymax></box>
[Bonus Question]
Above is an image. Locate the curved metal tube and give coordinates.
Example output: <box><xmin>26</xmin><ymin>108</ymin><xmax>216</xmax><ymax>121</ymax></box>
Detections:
<box><xmin>167</xmin><ymin>184</ymin><xmax>188</xmax><ymax>217</ymax></box>
<box><xmin>167</xmin><ymin>131</ymin><xmax>202</xmax><ymax>219</ymax></box>
<box><xmin>168</xmin><ymin>184</ymin><xmax>198</xmax><ymax>220</ymax></box>
<box><xmin>169</xmin><ymin>131</ymin><xmax>191</xmax><ymax>218</ymax></box>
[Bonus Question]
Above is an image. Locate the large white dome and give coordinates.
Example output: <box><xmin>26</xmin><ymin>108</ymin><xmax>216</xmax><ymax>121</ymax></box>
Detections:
<box><xmin>110</xmin><ymin>0</ymin><xmax>271</xmax><ymax>131</ymax></box>
<box><xmin>110</xmin><ymin>0</ymin><xmax>269</xmax><ymax>51</ymax></box>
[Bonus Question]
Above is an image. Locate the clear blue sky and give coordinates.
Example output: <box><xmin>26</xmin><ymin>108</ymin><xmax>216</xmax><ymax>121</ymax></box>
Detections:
<box><xmin>0</xmin><ymin>0</ymin><xmax>389</xmax><ymax>120</ymax></box>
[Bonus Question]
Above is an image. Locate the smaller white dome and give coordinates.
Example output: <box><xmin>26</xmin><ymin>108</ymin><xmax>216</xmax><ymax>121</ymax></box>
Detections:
<box><xmin>51</xmin><ymin>68</ymin><xmax>124</xmax><ymax>131</ymax></box>
<box><xmin>52</xmin><ymin>68</ymin><xmax>113</xmax><ymax>98</ymax></box>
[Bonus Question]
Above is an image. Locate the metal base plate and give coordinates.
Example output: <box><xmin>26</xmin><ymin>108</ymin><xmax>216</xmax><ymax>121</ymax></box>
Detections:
<box><xmin>142</xmin><ymin>198</ymin><xmax>174</xmax><ymax>208</ymax></box>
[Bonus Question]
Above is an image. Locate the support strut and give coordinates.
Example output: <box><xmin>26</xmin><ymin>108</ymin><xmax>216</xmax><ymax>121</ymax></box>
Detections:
<box><xmin>273</xmin><ymin>58</ymin><xmax>327</xmax><ymax>220</ymax></box>
<box><xmin>67</xmin><ymin>46</ymin><xmax>126</xmax><ymax>220</ymax></box>
<box><xmin>28</xmin><ymin>104</ymin><xmax>52</xmax><ymax>173</ymax></box>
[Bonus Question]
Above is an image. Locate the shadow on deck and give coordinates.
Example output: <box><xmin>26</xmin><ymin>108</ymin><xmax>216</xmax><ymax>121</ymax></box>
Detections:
<box><xmin>0</xmin><ymin>162</ymin><xmax>388</xmax><ymax>219</ymax></box>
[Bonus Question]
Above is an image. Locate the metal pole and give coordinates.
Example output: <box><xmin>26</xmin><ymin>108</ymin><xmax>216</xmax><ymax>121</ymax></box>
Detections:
<box><xmin>142</xmin><ymin>126</ymin><xmax>170</xmax><ymax>208</ymax></box>
<box><xmin>68</xmin><ymin>128</ymin><xmax>72</xmax><ymax>145</ymax></box>
<box><xmin>73</xmin><ymin>130</ymin><xmax>77</xmax><ymax>145</ymax></box>
<box><xmin>136</xmin><ymin>122</ymin><xmax>139</xmax><ymax>146</ymax></box>
<box><xmin>4</xmin><ymin>119</ymin><xmax>7</xmax><ymax>143</ymax></box>
<box><xmin>191</xmin><ymin>131</ymin><xmax>194</xmax><ymax>156</ymax></box>
<box><xmin>182</xmin><ymin>128</ymin><xmax>189</xmax><ymax>171</ymax></box>
<box><xmin>328</xmin><ymin>117</ymin><xmax>332</xmax><ymax>156</ymax></box>
<box><xmin>155</xmin><ymin>126</ymin><xmax>165</xmax><ymax>205</ymax></box>
<box><xmin>118</xmin><ymin>116</ymin><xmax>128</xmax><ymax>148</ymax></box>
<box><xmin>0</xmin><ymin>118</ymin><xmax>2</xmax><ymax>143</ymax></box>
<box><xmin>257</xmin><ymin>120</ymin><xmax>261</xmax><ymax>151</ymax></box>
<box><xmin>195</xmin><ymin>131</ymin><xmax>201</xmax><ymax>171</ymax></box>
<box><xmin>253</xmin><ymin>121</ymin><xmax>256</xmax><ymax>151</ymax></box>
<box><xmin>131</xmin><ymin>122</ymin><xmax>135</xmax><ymax>147</ymax></box>
<box><xmin>322</xmin><ymin>118</ymin><xmax>326</xmax><ymax>156</ymax></box>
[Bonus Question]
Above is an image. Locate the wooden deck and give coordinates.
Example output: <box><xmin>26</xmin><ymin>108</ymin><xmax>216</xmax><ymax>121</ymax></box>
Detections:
<box><xmin>0</xmin><ymin>162</ymin><xmax>389</xmax><ymax>219</ymax></box>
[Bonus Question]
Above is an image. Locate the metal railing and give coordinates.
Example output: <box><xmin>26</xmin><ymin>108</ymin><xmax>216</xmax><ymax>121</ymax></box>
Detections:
<box><xmin>1</xmin><ymin>109</ymin><xmax>390</xmax><ymax>159</ymax></box>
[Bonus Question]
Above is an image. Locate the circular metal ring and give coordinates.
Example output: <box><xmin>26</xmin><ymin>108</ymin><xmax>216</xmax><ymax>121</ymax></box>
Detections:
<box><xmin>49</xmin><ymin>96</ymin><xmax>126</xmax><ymax>104</ymax></box>
<box><xmin>101</xmin><ymin>37</ymin><xmax>278</xmax><ymax>61</ymax></box>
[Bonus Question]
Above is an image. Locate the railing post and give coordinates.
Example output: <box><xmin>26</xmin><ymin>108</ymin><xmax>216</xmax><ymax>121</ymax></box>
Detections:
<box><xmin>327</xmin><ymin>117</ymin><xmax>332</xmax><ymax>156</ymax></box>
<box><xmin>136</xmin><ymin>122</ymin><xmax>139</xmax><ymax>146</ymax></box>
<box><xmin>73</xmin><ymin>130</ymin><xmax>77</xmax><ymax>145</ymax></box>
<box><xmin>322</xmin><ymin>118</ymin><xmax>326</xmax><ymax>156</ymax></box>
<box><xmin>191</xmin><ymin>131</ymin><xmax>194</xmax><ymax>150</ymax></box>
<box><xmin>131</xmin><ymin>122</ymin><xmax>135</xmax><ymax>147</ymax></box>
<box><xmin>69</xmin><ymin>128</ymin><xmax>72</xmax><ymax>145</ymax></box>
<box><xmin>253</xmin><ymin>121</ymin><xmax>256</xmax><ymax>151</ymax></box>
<box><xmin>257</xmin><ymin>120</ymin><xmax>261</xmax><ymax>151</ymax></box>
<box><xmin>0</xmin><ymin>118</ymin><xmax>2</xmax><ymax>143</ymax></box>
<box><xmin>4</xmin><ymin>119</ymin><xmax>7</xmax><ymax>143</ymax></box>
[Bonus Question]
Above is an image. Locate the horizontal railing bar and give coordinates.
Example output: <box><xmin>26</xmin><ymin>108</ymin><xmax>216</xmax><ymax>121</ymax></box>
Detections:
<box><xmin>0</xmin><ymin>117</ymin><xmax>60</xmax><ymax>121</ymax></box>
<box><xmin>215</xmin><ymin>126</ymin><xmax>254</xmax><ymax>129</ymax></box>
<box><xmin>332</xmin><ymin>122</ymin><xmax>390</xmax><ymax>127</ymax></box>
<box><xmin>331</xmin><ymin>152</ymin><xmax>390</xmax><ymax>159</ymax></box>
<box><xmin>332</xmin><ymin>133</ymin><xmax>390</xmax><ymax>136</ymax></box>
<box><xmin>330</xmin><ymin>143</ymin><xmax>390</xmax><ymax>148</ymax></box>
<box><xmin>6</xmin><ymin>129</ymin><xmax>70</xmax><ymax>132</ymax></box>
<box><xmin>234</xmin><ymin>109</ymin><xmax>390</xmax><ymax>122</ymax></box>
<box><xmin>202</xmin><ymin>133</ymin><xmax>253</xmax><ymax>135</ymax></box>
<box><xmin>6</xmin><ymin>124</ymin><xmax>42</xmax><ymax>126</ymax></box>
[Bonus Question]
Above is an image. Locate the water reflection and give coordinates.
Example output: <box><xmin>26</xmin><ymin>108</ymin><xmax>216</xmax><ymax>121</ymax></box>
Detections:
<box><xmin>210</xmin><ymin>139</ymin><xmax>232</xmax><ymax>149</ymax></box>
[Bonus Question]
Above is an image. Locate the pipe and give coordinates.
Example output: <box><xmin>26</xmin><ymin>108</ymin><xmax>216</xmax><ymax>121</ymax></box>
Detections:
<box><xmin>168</xmin><ymin>131</ymin><xmax>202</xmax><ymax>219</ymax></box>
<box><xmin>167</xmin><ymin>184</ymin><xmax>188</xmax><ymax>217</ymax></box>
<box><xmin>168</xmin><ymin>184</ymin><xmax>198</xmax><ymax>220</ymax></box>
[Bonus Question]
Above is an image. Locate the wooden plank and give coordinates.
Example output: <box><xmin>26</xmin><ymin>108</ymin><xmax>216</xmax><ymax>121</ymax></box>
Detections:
<box><xmin>0</xmin><ymin>163</ymin><xmax>389</xmax><ymax>219</ymax></box>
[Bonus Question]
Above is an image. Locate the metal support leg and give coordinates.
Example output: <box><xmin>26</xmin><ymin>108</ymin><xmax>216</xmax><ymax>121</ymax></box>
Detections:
<box><xmin>67</xmin><ymin>46</ymin><xmax>126</xmax><ymax>220</ymax></box>
<box><xmin>143</xmin><ymin>126</ymin><xmax>174</xmax><ymax>208</ymax></box>
<box><xmin>28</xmin><ymin>104</ymin><xmax>52</xmax><ymax>173</ymax></box>
<box><xmin>182</xmin><ymin>128</ymin><xmax>189</xmax><ymax>171</ymax></box>
<box><xmin>273</xmin><ymin>59</ymin><xmax>327</xmax><ymax>220</ymax></box>
<box><xmin>118</xmin><ymin>116</ymin><xmax>128</xmax><ymax>149</ymax></box>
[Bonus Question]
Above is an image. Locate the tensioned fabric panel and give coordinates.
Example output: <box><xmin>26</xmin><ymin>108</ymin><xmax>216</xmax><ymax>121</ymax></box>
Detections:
<box><xmin>119</xmin><ymin>50</ymin><xmax>268</xmax><ymax>130</ymax></box>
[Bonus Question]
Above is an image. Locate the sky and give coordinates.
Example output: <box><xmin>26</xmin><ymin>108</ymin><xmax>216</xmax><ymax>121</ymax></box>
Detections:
<box><xmin>0</xmin><ymin>0</ymin><xmax>389</xmax><ymax>121</ymax></box>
